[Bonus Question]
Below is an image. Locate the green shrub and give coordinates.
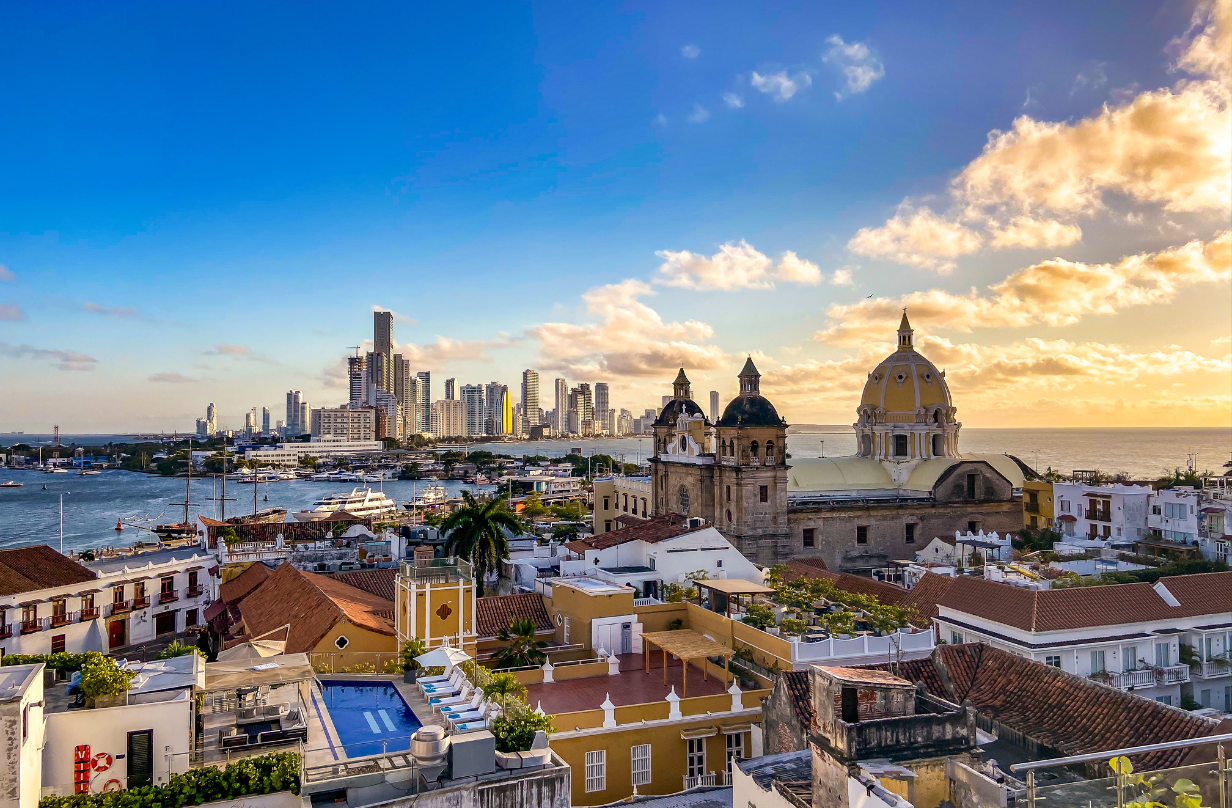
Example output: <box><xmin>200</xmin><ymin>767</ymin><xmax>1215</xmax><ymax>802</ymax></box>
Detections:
<box><xmin>490</xmin><ymin>702</ymin><xmax>554</xmax><ymax>753</ymax></box>
<box><xmin>780</xmin><ymin>618</ymin><xmax>808</xmax><ymax>636</ymax></box>
<box><xmin>78</xmin><ymin>654</ymin><xmax>136</xmax><ymax>701</ymax></box>
<box><xmin>38</xmin><ymin>752</ymin><xmax>299</xmax><ymax>808</ymax></box>
<box><xmin>2</xmin><ymin>652</ymin><xmax>91</xmax><ymax>672</ymax></box>
<box><xmin>156</xmin><ymin>641</ymin><xmax>199</xmax><ymax>660</ymax></box>
<box><xmin>741</xmin><ymin>604</ymin><xmax>776</xmax><ymax>630</ymax></box>
<box><xmin>399</xmin><ymin>637</ymin><xmax>427</xmax><ymax>671</ymax></box>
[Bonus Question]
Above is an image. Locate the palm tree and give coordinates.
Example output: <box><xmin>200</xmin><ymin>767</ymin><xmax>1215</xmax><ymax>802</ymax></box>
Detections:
<box><xmin>441</xmin><ymin>491</ymin><xmax>520</xmax><ymax>596</ymax></box>
<box><xmin>481</xmin><ymin>671</ymin><xmax>527</xmax><ymax>709</ymax></box>
<box><xmin>491</xmin><ymin>617</ymin><xmax>548</xmax><ymax>669</ymax></box>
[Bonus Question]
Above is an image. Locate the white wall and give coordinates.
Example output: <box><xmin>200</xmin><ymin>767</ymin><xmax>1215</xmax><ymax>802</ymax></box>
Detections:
<box><xmin>0</xmin><ymin>667</ymin><xmax>44</xmax><ymax>808</ymax></box>
<box><xmin>43</xmin><ymin>693</ymin><xmax>193</xmax><ymax>795</ymax></box>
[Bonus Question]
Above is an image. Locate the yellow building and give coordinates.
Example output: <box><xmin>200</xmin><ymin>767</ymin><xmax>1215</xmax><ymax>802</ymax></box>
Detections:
<box><xmin>590</xmin><ymin>476</ymin><xmax>652</xmax><ymax>535</ymax></box>
<box><xmin>234</xmin><ymin>562</ymin><xmax>397</xmax><ymax>669</ymax></box>
<box><xmin>393</xmin><ymin>557</ymin><xmax>478</xmax><ymax>656</ymax></box>
<box><xmin>1023</xmin><ymin>480</ymin><xmax>1054</xmax><ymax>530</ymax></box>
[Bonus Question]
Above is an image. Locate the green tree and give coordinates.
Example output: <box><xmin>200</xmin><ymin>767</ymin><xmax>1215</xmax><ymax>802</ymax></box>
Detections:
<box><xmin>334</xmin><ymin>456</ymin><xmax>351</xmax><ymax>471</ymax></box>
<box><xmin>399</xmin><ymin>638</ymin><xmax>427</xmax><ymax>671</ymax></box>
<box><xmin>491</xmin><ymin>617</ymin><xmax>548</xmax><ymax>669</ymax></box>
<box><xmin>441</xmin><ymin>491</ymin><xmax>519</xmax><ymax>596</ymax></box>
<box><xmin>298</xmin><ymin>455</ymin><xmax>319</xmax><ymax>470</ymax></box>
<box><xmin>157</xmin><ymin>641</ymin><xmax>200</xmax><ymax>659</ymax></box>
<box><xmin>520</xmin><ymin>493</ymin><xmax>549</xmax><ymax>520</ymax></box>
<box><xmin>490</xmin><ymin>701</ymin><xmax>555</xmax><ymax>753</ymax></box>
<box><xmin>481</xmin><ymin>671</ymin><xmax>527</xmax><ymax>709</ymax></box>
<box><xmin>741</xmin><ymin>604</ymin><xmax>776</xmax><ymax>630</ymax></box>
<box><xmin>78</xmin><ymin>653</ymin><xmax>136</xmax><ymax>702</ymax></box>
<box><xmin>549</xmin><ymin>499</ymin><xmax>587</xmax><ymax>522</ymax></box>
<box><xmin>400</xmin><ymin>463</ymin><xmax>422</xmax><ymax>480</ymax></box>
<box><xmin>382</xmin><ymin>437</ymin><xmax>401</xmax><ymax>450</ymax></box>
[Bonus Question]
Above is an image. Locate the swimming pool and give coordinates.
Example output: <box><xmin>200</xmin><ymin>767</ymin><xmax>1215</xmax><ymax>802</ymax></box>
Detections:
<box><xmin>319</xmin><ymin>681</ymin><xmax>423</xmax><ymax>757</ymax></box>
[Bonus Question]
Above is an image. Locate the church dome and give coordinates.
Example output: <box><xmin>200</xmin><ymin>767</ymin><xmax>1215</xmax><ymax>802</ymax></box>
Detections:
<box><xmin>717</xmin><ymin>357</ymin><xmax>786</xmax><ymax>427</ymax></box>
<box><xmin>654</xmin><ymin>367</ymin><xmax>709</xmax><ymax>427</ymax></box>
<box><xmin>859</xmin><ymin>312</ymin><xmax>952</xmax><ymax>414</ymax></box>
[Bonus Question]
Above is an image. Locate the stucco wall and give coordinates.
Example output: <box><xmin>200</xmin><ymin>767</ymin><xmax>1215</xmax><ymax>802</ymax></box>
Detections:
<box><xmin>0</xmin><ymin>667</ymin><xmax>44</xmax><ymax>808</ymax></box>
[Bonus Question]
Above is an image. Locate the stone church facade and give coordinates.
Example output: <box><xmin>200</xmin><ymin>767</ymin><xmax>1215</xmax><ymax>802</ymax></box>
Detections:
<box><xmin>650</xmin><ymin>315</ymin><xmax>1029</xmax><ymax>570</ymax></box>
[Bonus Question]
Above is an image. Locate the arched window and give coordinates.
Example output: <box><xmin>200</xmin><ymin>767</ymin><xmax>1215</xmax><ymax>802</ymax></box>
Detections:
<box><xmin>750</xmin><ymin>441</ymin><xmax>759</xmax><ymax>462</ymax></box>
<box><xmin>725</xmin><ymin>484</ymin><xmax>731</xmax><ymax>503</ymax></box>
<box><xmin>935</xmin><ymin>409</ymin><xmax>944</xmax><ymax>425</ymax></box>
<box><xmin>861</xmin><ymin>434</ymin><xmax>872</xmax><ymax>456</ymax></box>
<box><xmin>680</xmin><ymin>436</ymin><xmax>688</xmax><ymax>452</ymax></box>
<box><xmin>932</xmin><ymin>434</ymin><xmax>944</xmax><ymax>456</ymax></box>
<box><xmin>720</xmin><ymin>440</ymin><xmax>727</xmax><ymax>456</ymax></box>
<box><xmin>765</xmin><ymin>441</ymin><xmax>775</xmax><ymax>464</ymax></box>
<box><xmin>894</xmin><ymin>434</ymin><xmax>909</xmax><ymax>457</ymax></box>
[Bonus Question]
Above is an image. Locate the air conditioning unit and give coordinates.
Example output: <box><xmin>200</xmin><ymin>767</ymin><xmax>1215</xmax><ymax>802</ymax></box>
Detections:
<box><xmin>687</xmin><ymin>517</ymin><xmax>705</xmax><ymax>529</ymax></box>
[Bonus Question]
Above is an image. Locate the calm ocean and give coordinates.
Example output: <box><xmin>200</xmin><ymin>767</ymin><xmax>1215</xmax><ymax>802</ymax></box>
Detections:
<box><xmin>0</xmin><ymin>427</ymin><xmax>1226</xmax><ymax>553</ymax></box>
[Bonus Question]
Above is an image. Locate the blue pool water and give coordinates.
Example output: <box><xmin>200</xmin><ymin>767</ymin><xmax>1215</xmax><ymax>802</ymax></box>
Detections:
<box><xmin>320</xmin><ymin>681</ymin><xmax>423</xmax><ymax>757</ymax></box>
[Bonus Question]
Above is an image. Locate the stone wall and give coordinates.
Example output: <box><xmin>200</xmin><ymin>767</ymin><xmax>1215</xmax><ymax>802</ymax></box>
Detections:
<box><xmin>762</xmin><ymin>679</ymin><xmax>810</xmax><ymax>755</ymax></box>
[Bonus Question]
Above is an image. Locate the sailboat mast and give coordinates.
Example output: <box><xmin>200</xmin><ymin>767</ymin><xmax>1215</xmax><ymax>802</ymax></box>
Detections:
<box><xmin>184</xmin><ymin>438</ymin><xmax>193</xmax><ymax>525</ymax></box>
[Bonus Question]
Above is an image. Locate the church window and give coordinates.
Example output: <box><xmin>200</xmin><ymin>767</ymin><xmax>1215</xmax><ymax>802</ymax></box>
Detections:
<box><xmin>623</xmin><ymin>494</ymin><xmax>628</xmax><ymax>512</ymax></box>
<box><xmin>905</xmin><ymin>524</ymin><xmax>916</xmax><ymax>544</ymax></box>
<box><xmin>965</xmin><ymin>474</ymin><xmax>977</xmax><ymax>499</ymax></box>
<box><xmin>765</xmin><ymin>441</ymin><xmax>775</xmax><ymax>463</ymax></box>
<box><xmin>856</xmin><ymin>525</ymin><xmax>868</xmax><ymax>545</ymax></box>
<box><xmin>720</xmin><ymin>440</ymin><xmax>727</xmax><ymax>456</ymax></box>
<box><xmin>803</xmin><ymin>528</ymin><xmax>815</xmax><ymax>548</ymax></box>
<box><xmin>759</xmin><ymin>485</ymin><xmax>768</xmax><ymax>503</ymax></box>
<box><xmin>680</xmin><ymin>436</ymin><xmax>688</xmax><ymax>452</ymax></box>
<box><xmin>726</xmin><ymin>509</ymin><xmax>732</xmax><ymax>523</ymax></box>
<box><xmin>967</xmin><ymin>520</ymin><xmax>979</xmax><ymax>533</ymax></box>
<box><xmin>679</xmin><ymin>486</ymin><xmax>691</xmax><ymax>515</ymax></box>
<box><xmin>603</xmin><ymin>497</ymin><xmax>610</xmax><ymax>511</ymax></box>
<box><xmin>932</xmin><ymin>434</ymin><xmax>943</xmax><ymax>456</ymax></box>
<box><xmin>750</xmin><ymin>441</ymin><xmax>759</xmax><ymax>461</ymax></box>
<box><xmin>894</xmin><ymin>435</ymin><xmax>908</xmax><ymax>457</ymax></box>
<box><xmin>725</xmin><ymin>485</ymin><xmax>731</xmax><ymax>503</ymax></box>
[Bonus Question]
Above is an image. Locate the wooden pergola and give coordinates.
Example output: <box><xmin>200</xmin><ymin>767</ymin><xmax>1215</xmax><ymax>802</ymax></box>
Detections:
<box><xmin>694</xmin><ymin>578</ymin><xmax>775</xmax><ymax>618</ymax></box>
<box><xmin>641</xmin><ymin>629</ymin><xmax>735</xmax><ymax>697</ymax></box>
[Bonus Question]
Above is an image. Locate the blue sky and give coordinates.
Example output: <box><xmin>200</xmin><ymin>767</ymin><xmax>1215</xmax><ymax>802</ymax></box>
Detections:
<box><xmin>1</xmin><ymin>0</ymin><xmax>1228</xmax><ymax>431</ymax></box>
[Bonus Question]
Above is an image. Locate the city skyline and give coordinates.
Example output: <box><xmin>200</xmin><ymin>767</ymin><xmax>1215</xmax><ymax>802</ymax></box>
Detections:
<box><xmin>0</xmin><ymin>1</ymin><xmax>1228</xmax><ymax>432</ymax></box>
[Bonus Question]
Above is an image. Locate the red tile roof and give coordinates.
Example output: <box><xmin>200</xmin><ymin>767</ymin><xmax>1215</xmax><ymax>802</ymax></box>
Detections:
<box><xmin>238</xmin><ymin>562</ymin><xmax>394</xmax><ymax>654</ymax></box>
<box><xmin>781</xmin><ymin>670</ymin><xmax>815</xmax><ymax>732</ymax></box>
<box><xmin>475</xmin><ymin>592</ymin><xmax>554</xmax><ymax>639</ymax></box>
<box><xmin>938</xmin><ymin>572</ymin><xmax>1231</xmax><ymax>632</ymax></box>
<box><xmin>332</xmin><ymin>568</ymin><xmax>397</xmax><ymax>602</ymax></box>
<box><xmin>862</xmin><ymin>644</ymin><xmax>1220</xmax><ymax>769</ymax></box>
<box><xmin>900</xmin><ymin>572</ymin><xmax>958</xmax><ymax>624</ymax></box>
<box><xmin>0</xmin><ymin>545</ymin><xmax>96</xmax><ymax>596</ymax></box>
<box><xmin>218</xmin><ymin>562</ymin><xmax>271</xmax><ymax>605</ymax></box>
<box><xmin>567</xmin><ymin>513</ymin><xmax>705</xmax><ymax>551</ymax></box>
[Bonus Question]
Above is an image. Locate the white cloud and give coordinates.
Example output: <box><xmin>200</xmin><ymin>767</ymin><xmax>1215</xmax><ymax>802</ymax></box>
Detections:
<box><xmin>654</xmin><ymin>113</ymin><xmax>668</xmax><ymax>126</ymax></box>
<box><xmin>0</xmin><ymin>342</ymin><xmax>97</xmax><ymax>371</ymax></box>
<box><xmin>0</xmin><ymin>265</ymin><xmax>12</xmax><ymax>282</ymax></box>
<box><xmin>148</xmin><ymin>372</ymin><xmax>197</xmax><ymax>384</ymax></box>
<box><xmin>722</xmin><ymin>93</ymin><xmax>744</xmax><ymax>109</ymax></box>
<box><xmin>529</xmin><ymin>280</ymin><xmax>727</xmax><ymax>378</ymax></box>
<box><xmin>681</xmin><ymin>44</ymin><xmax>700</xmax><ymax>59</ymax></box>
<box><xmin>1171</xmin><ymin>0</ymin><xmax>1230</xmax><ymax>85</ymax></box>
<box><xmin>688</xmin><ymin>104</ymin><xmax>710</xmax><ymax>123</ymax></box>
<box><xmin>370</xmin><ymin>305</ymin><xmax>416</xmax><ymax>325</ymax></box>
<box><xmin>83</xmin><ymin>302</ymin><xmax>140</xmax><ymax>318</ymax></box>
<box><xmin>751</xmin><ymin>70</ymin><xmax>811</xmax><ymax>102</ymax></box>
<box><xmin>817</xmin><ymin>231</ymin><xmax>1231</xmax><ymax>345</ymax></box>
<box><xmin>831</xmin><ymin>267</ymin><xmax>854</xmax><ymax>286</ymax></box>
<box><xmin>0</xmin><ymin>304</ymin><xmax>24</xmax><ymax>322</ymax></box>
<box><xmin>207</xmin><ymin>343</ymin><xmax>251</xmax><ymax>356</ymax></box>
<box><xmin>1069</xmin><ymin>61</ymin><xmax>1108</xmax><ymax>97</ymax></box>
<box><xmin>1210</xmin><ymin>334</ymin><xmax>1231</xmax><ymax>346</ymax></box>
<box><xmin>987</xmin><ymin>217</ymin><xmax>1083</xmax><ymax>249</ymax></box>
<box><xmin>846</xmin><ymin>206</ymin><xmax>983</xmax><ymax>273</ymax></box>
<box><xmin>391</xmin><ymin>334</ymin><xmax>515</xmax><ymax>368</ymax></box>
<box><xmin>655</xmin><ymin>240</ymin><xmax>822</xmax><ymax>289</ymax></box>
<box><xmin>822</xmin><ymin>34</ymin><xmax>885</xmax><ymax>98</ymax></box>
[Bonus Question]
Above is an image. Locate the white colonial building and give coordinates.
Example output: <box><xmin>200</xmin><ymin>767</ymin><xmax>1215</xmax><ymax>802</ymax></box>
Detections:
<box><xmin>934</xmin><ymin>571</ymin><xmax>1230</xmax><ymax>711</ymax></box>
<box><xmin>1052</xmin><ymin>482</ymin><xmax>1151</xmax><ymax>546</ymax></box>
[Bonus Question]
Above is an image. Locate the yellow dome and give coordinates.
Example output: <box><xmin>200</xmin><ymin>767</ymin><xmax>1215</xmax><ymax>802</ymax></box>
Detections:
<box><xmin>859</xmin><ymin>313</ymin><xmax>953</xmax><ymax>414</ymax></box>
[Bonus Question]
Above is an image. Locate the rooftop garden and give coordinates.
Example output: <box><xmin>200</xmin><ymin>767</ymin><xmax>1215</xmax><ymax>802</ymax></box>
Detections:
<box><xmin>751</xmin><ymin>566</ymin><xmax>918</xmax><ymax>639</ymax></box>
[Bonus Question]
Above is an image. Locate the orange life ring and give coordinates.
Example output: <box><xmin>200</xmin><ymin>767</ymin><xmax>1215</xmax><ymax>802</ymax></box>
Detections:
<box><xmin>101</xmin><ymin>779</ymin><xmax>122</xmax><ymax>792</ymax></box>
<box><xmin>92</xmin><ymin>752</ymin><xmax>113</xmax><ymax>771</ymax></box>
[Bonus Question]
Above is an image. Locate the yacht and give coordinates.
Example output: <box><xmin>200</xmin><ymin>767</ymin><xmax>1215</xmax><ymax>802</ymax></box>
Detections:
<box><xmin>408</xmin><ymin>485</ymin><xmax>448</xmax><ymax>508</ymax></box>
<box><xmin>292</xmin><ymin>487</ymin><xmax>398</xmax><ymax>522</ymax></box>
<box><xmin>78</xmin><ymin>469</ymin><xmax>102</xmax><ymax>476</ymax></box>
<box><xmin>45</xmin><ymin>467</ymin><xmax>68</xmax><ymax>474</ymax></box>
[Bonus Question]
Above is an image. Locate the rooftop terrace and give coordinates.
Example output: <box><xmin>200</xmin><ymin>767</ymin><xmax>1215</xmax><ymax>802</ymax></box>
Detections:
<box><xmin>522</xmin><ymin>653</ymin><xmax>728</xmax><ymax>713</ymax></box>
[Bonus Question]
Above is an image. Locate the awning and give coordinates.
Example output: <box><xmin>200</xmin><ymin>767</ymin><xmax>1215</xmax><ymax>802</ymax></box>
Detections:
<box><xmin>1199</xmin><ymin>507</ymin><xmax>1224</xmax><ymax>514</ymax></box>
<box><xmin>202</xmin><ymin>600</ymin><xmax>228</xmax><ymax>622</ymax></box>
<box><xmin>721</xmin><ymin>723</ymin><xmax>753</xmax><ymax>735</ymax></box>
<box><xmin>695</xmin><ymin>579</ymin><xmax>775</xmax><ymax>597</ymax></box>
<box><xmin>204</xmin><ymin>653</ymin><xmax>315</xmax><ymax>692</ymax></box>
<box><xmin>208</xmin><ymin>566</ymin><xmax>220</xmax><ymax>576</ymax></box>
<box><xmin>1057</xmin><ymin>514</ymin><xmax>1077</xmax><ymax>522</ymax></box>
<box><xmin>185</xmin><ymin>565</ymin><xmax>204</xmax><ymax>572</ymax></box>
<box><xmin>16</xmin><ymin>600</ymin><xmax>42</xmax><ymax>607</ymax></box>
<box><xmin>680</xmin><ymin>726</ymin><xmax>718</xmax><ymax>740</ymax></box>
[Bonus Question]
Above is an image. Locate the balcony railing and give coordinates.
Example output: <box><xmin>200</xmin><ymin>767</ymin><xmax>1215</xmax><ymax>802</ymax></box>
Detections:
<box><xmin>1199</xmin><ymin>659</ymin><xmax>1230</xmax><ymax>679</ymax></box>
<box><xmin>1095</xmin><ymin>665</ymin><xmax>1190</xmax><ymax>690</ymax></box>
<box><xmin>50</xmin><ymin>611</ymin><xmax>76</xmax><ymax>628</ymax></box>
<box><xmin>682</xmin><ymin>773</ymin><xmax>717</xmax><ymax>790</ymax></box>
<box><xmin>186</xmin><ymin>585</ymin><xmax>204</xmax><ymax>599</ymax></box>
<box><xmin>132</xmin><ymin>596</ymin><xmax>150</xmax><ymax>609</ymax></box>
<box><xmin>0</xmin><ymin>624</ymin><xmax>12</xmax><ymax>639</ymax></box>
<box><xmin>111</xmin><ymin>599</ymin><xmax>133</xmax><ymax>614</ymax></box>
<box><xmin>19</xmin><ymin>619</ymin><xmax>43</xmax><ymax>635</ymax></box>
<box><xmin>80</xmin><ymin>607</ymin><xmax>99</xmax><ymax>621</ymax></box>
<box><xmin>159</xmin><ymin>590</ymin><xmax>178</xmax><ymax>604</ymax></box>
<box><xmin>1025</xmin><ymin>502</ymin><xmax>1040</xmax><ymax>514</ymax></box>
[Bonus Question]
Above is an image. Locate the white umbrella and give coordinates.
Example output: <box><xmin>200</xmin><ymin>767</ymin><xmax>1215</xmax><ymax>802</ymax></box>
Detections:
<box><xmin>415</xmin><ymin>646</ymin><xmax>472</xmax><ymax>668</ymax></box>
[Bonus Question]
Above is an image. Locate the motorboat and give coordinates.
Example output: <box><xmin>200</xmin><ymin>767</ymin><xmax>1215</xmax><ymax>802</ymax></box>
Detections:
<box><xmin>409</xmin><ymin>485</ymin><xmax>448</xmax><ymax>508</ymax></box>
<box><xmin>292</xmin><ymin>487</ymin><xmax>398</xmax><ymax>522</ymax></box>
<box><xmin>78</xmin><ymin>470</ymin><xmax>102</xmax><ymax>476</ymax></box>
<box><xmin>0</xmin><ymin>481</ymin><xmax>22</xmax><ymax>488</ymax></box>
<box><xmin>45</xmin><ymin>467</ymin><xmax>68</xmax><ymax>474</ymax></box>
<box><xmin>152</xmin><ymin>523</ymin><xmax>197</xmax><ymax>541</ymax></box>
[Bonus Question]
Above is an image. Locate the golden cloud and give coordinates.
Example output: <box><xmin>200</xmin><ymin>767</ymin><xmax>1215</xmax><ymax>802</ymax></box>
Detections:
<box><xmin>847</xmin><ymin>206</ymin><xmax>983</xmax><ymax>274</ymax></box>
<box><xmin>654</xmin><ymin>240</ymin><xmax>822</xmax><ymax>289</ymax></box>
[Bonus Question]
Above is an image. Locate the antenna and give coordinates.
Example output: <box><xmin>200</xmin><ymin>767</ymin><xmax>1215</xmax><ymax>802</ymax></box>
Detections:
<box><xmin>348</xmin><ymin>346</ymin><xmax>362</xmax><ymax>357</ymax></box>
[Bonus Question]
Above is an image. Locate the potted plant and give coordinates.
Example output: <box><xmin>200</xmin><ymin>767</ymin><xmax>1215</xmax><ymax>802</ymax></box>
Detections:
<box><xmin>400</xmin><ymin>637</ymin><xmax>427</xmax><ymax>683</ymax></box>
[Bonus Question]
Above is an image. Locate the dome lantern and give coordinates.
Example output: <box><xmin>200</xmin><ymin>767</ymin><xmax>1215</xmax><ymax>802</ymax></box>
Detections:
<box><xmin>672</xmin><ymin>367</ymin><xmax>692</xmax><ymax>399</ymax></box>
<box><xmin>898</xmin><ymin>310</ymin><xmax>914</xmax><ymax>351</ymax></box>
<box><xmin>738</xmin><ymin>357</ymin><xmax>761</xmax><ymax>395</ymax></box>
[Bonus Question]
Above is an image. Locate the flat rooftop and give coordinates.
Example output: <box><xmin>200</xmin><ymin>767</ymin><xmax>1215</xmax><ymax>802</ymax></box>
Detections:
<box><xmin>551</xmin><ymin>577</ymin><xmax>631</xmax><ymax>595</ymax></box>
<box><xmin>87</xmin><ymin>548</ymin><xmax>213</xmax><ymax>574</ymax></box>
<box><xmin>522</xmin><ymin>654</ymin><xmax>728</xmax><ymax>714</ymax></box>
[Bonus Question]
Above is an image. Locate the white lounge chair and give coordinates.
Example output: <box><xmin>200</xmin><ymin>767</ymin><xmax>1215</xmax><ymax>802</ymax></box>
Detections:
<box><xmin>453</xmin><ymin>710</ymin><xmax>497</xmax><ymax>733</ymax></box>
<box><xmin>439</xmin><ymin>692</ymin><xmax>483</xmax><ymax>716</ymax></box>
<box><xmin>449</xmin><ymin>704</ymin><xmax>498</xmax><ymax>730</ymax></box>
<box><xmin>416</xmin><ymin>668</ymin><xmax>455</xmax><ymax>686</ymax></box>
<box><xmin>420</xmin><ymin>671</ymin><xmax>464</xmax><ymax>694</ymax></box>
<box><xmin>428</xmin><ymin>686</ymin><xmax>474</xmax><ymax>708</ymax></box>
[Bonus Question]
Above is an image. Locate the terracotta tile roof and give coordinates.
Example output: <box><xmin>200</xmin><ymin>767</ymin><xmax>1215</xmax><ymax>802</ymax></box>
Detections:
<box><xmin>831</xmin><ymin>574</ymin><xmax>909</xmax><ymax>606</ymax></box>
<box><xmin>938</xmin><ymin>572</ymin><xmax>1231</xmax><ymax>632</ymax></box>
<box><xmin>568</xmin><ymin>513</ymin><xmax>704</xmax><ymax>551</ymax></box>
<box><xmin>218</xmin><ymin>562</ymin><xmax>271</xmax><ymax>605</ymax></box>
<box><xmin>781</xmin><ymin>670</ymin><xmax>815</xmax><ymax>733</ymax></box>
<box><xmin>862</xmin><ymin>644</ymin><xmax>1220</xmax><ymax>769</ymax></box>
<box><xmin>238</xmin><ymin>562</ymin><xmax>394</xmax><ymax>654</ymax></box>
<box><xmin>475</xmin><ymin>592</ymin><xmax>554</xmax><ymax>639</ymax></box>
<box><xmin>0</xmin><ymin>545</ymin><xmax>96</xmax><ymax>596</ymax></box>
<box><xmin>900</xmin><ymin>572</ymin><xmax>957</xmax><ymax>624</ymax></box>
<box><xmin>781</xmin><ymin>559</ymin><xmax>840</xmax><ymax>583</ymax></box>
<box><xmin>332</xmin><ymin>568</ymin><xmax>397</xmax><ymax>602</ymax></box>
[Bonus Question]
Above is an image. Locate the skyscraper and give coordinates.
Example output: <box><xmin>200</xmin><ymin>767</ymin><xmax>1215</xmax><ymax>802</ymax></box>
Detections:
<box><xmin>709</xmin><ymin>391</ymin><xmax>719</xmax><ymax>423</ymax></box>
<box><xmin>594</xmin><ymin>383</ymin><xmax>609</xmax><ymax>433</ymax></box>
<box><xmin>261</xmin><ymin>407</ymin><xmax>271</xmax><ymax>436</ymax></box>
<box><xmin>521</xmin><ymin>370</ymin><xmax>540</xmax><ymax>435</ymax></box>
<box><xmin>553</xmin><ymin>378</ymin><xmax>568</xmax><ymax>434</ymax></box>
<box><xmin>348</xmin><ymin>354</ymin><xmax>367</xmax><ymax>408</ymax></box>
<box><xmin>404</xmin><ymin>375</ymin><xmax>420</xmax><ymax>437</ymax></box>
<box><xmin>373</xmin><ymin>310</ymin><xmax>394</xmax><ymax>391</ymax></box>
<box><xmin>460</xmin><ymin>384</ymin><xmax>485</xmax><ymax>436</ymax></box>
<box><xmin>299</xmin><ymin>401</ymin><xmax>311</xmax><ymax>436</ymax></box>
<box><xmin>286</xmin><ymin>391</ymin><xmax>303</xmax><ymax>434</ymax></box>
<box><xmin>365</xmin><ymin>351</ymin><xmax>387</xmax><ymax>396</ymax></box>
<box><xmin>206</xmin><ymin>403</ymin><xmax>217</xmax><ymax>436</ymax></box>
<box><xmin>415</xmin><ymin>371</ymin><xmax>431</xmax><ymax>433</ymax></box>
<box><xmin>575</xmin><ymin>382</ymin><xmax>594</xmax><ymax>435</ymax></box>
<box><xmin>244</xmin><ymin>409</ymin><xmax>257</xmax><ymax>437</ymax></box>
<box><xmin>444</xmin><ymin>378</ymin><xmax>456</xmax><ymax>401</ymax></box>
